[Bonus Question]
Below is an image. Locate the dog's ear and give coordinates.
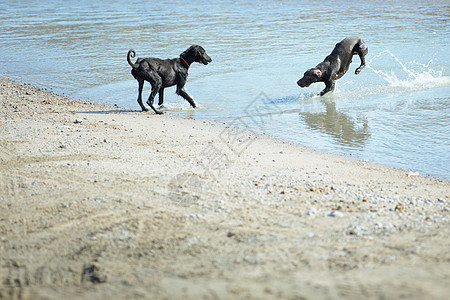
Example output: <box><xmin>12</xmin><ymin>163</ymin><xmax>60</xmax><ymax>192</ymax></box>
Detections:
<box><xmin>311</xmin><ymin>69</ymin><xmax>322</xmax><ymax>78</ymax></box>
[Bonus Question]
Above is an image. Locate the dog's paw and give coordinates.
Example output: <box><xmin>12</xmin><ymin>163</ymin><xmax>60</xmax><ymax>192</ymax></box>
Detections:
<box><xmin>155</xmin><ymin>110</ymin><xmax>164</xmax><ymax>115</ymax></box>
<box><xmin>355</xmin><ymin>68</ymin><xmax>361</xmax><ymax>75</ymax></box>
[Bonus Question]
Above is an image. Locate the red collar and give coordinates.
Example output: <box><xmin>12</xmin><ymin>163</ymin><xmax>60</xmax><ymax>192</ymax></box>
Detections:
<box><xmin>180</xmin><ymin>57</ymin><xmax>190</xmax><ymax>68</ymax></box>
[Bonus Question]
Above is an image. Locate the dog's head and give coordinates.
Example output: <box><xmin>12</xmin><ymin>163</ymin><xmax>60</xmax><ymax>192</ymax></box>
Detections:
<box><xmin>182</xmin><ymin>45</ymin><xmax>212</xmax><ymax>65</ymax></box>
<box><xmin>297</xmin><ymin>68</ymin><xmax>322</xmax><ymax>88</ymax></box>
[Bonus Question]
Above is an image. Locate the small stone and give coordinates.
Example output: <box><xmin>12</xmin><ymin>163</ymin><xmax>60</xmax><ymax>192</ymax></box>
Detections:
<box><xmin>407</xmin><ymin>171</ymin><xmax>420</xmax><ymax>177</ymax></box>
<box><xmin>394</xmin><ymin>203</ymin><xmax>404</xmax><ymax>212</ymax></box>
<box><xmin>306</xmin><ymin>207</ymin><xmax>318</xmax><ymax>216</ymax></box>
<box><xmin>74</xmin><ymin>118</ymin><xmax>83</xmax><ymax>124</ymax></box>
<box><xmin>327</xmin><ymin>211</ymin><xmax>344</xmax><ymax>217</ymax></box>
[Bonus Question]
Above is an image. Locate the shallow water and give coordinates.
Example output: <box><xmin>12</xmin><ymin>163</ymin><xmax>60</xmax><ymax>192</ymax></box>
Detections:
<box><xmin>1</xmin><ymin>0</ymin><xmax>449</xmax><ymax>179</ymax></box>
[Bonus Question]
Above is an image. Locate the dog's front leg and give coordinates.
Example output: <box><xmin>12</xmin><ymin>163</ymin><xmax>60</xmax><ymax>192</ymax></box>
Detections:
<box><xmin>158</xmin><ymin>87</ymin><xmax>165</xmax><ymax>106</ymax></box>
<box><xmin>320</xmin><ymin>80</ymin><xmax>335</xmax><ymax>96</ymax></box>
<box><xmin>176</xmin><ymin>80</ymin><xmax>196</xmax><ymax>108</ymax></box>
<box><xmin>177</xmin><ymin>88</ymin><xmax>196</xmax><ymax>108</ymax></box>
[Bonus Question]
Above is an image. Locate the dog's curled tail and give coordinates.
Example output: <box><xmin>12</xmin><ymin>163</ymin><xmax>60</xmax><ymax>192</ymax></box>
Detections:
<box><xmin>127</xmin><ymin>49</ymin><xmax>139</xmax><ymax>69</ymax></box>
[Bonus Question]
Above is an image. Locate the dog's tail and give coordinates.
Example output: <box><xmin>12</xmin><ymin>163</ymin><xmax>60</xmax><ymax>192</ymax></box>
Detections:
<box><xmin>127</xmin><ymin>49</ymin><xmax>139</xmax><ymax>69</ymax></box>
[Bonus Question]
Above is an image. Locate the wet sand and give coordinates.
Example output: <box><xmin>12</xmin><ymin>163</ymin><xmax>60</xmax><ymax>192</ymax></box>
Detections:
<box><xmin>0</xmin><ymin>77</ymin><xmax>449</xmax><ymax>299</ymax></box>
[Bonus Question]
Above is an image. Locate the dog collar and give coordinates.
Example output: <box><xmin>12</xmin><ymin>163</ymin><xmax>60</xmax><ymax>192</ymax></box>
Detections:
<box><xmin>180</xmin><ymin>57</ymin><xmax>190</xmax><ymax>68</ymax></box>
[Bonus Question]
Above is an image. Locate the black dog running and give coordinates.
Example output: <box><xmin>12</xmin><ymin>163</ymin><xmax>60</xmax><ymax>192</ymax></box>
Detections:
<box><xmin>297</xmin><ymin>37</ymin><xmax>368</xmax><ymax>96</ymax></box>
<box><xmin>127</xmin><ymin>45</ymin><xmax>212</xmax><ymax>114</ymax></box>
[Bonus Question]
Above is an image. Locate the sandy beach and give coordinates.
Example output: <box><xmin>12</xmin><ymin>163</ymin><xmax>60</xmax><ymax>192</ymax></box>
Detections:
<box><xmin>0</xmin><ymin>77</ymin><xmax>449</xmax><ymax>299</ymax></box>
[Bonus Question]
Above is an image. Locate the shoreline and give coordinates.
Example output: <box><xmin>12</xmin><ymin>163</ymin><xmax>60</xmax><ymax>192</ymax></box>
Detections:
<box><xmin>1</xmin><ymin>76</ymin><xmax>449</xmax><ymax>299</ymax></box>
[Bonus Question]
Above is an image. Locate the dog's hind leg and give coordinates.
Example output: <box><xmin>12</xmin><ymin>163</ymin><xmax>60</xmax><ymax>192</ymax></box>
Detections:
<box><xmin>355</xmin><ymin>40</ymin><xmax>368</xmax><ymax>74</ymax></box>
<box><xmin>145</xmin><ymin>72</ymin><xmax>164</xmax><ymax>114</ymax></box>
<box><xmin>137</xmin><ymin>79</ymin><xmax>148</xmax><ymax>112</ymax></box>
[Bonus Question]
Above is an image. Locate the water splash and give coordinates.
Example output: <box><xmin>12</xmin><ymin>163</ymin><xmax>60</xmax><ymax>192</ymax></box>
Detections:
<box><xmin>367</xmin><ymin>50</ymin><xmax>450</xmax><ymax>90</ymax></box>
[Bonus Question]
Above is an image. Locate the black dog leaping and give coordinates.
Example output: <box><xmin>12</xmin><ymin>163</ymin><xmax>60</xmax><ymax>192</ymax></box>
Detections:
<box><xmin>297</xmin><ymin>37</ymin><xmax>368</xmax><ymax>96</ymax></box>
<box><xmin>127</xmin><ymin>45</ymin><xmax>212</xmax><ymax>114</ymax></box>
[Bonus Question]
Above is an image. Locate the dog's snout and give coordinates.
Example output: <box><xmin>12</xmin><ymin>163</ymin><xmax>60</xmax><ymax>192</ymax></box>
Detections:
<box><xmin>297</xmin><ymin>78</ymin><xmax>306</xmax><ymax>87</ymax></box>
<box><xmin>203</xmin><ymin>55</ymin><xmax>212</xmax><ymax>65</ymax></box>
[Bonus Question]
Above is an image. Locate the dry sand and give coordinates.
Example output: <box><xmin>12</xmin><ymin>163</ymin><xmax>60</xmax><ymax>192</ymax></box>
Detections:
<box><xmin>0</xmin><ymin>77</ymin><xmax>449</xmax><ymax>299</ymax></box>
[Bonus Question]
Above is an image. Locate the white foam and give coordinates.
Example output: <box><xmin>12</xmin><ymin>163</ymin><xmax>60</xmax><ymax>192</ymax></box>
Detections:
<box><xmin>367</xmin><ymin>50</ymin><xmax>450</xmax><ymax>91</ymax></box>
